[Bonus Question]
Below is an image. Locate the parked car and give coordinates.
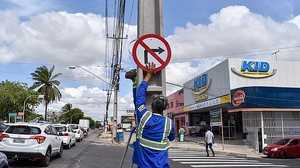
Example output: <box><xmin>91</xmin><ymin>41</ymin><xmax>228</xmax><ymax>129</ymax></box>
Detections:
<box><xmin>53</xmin><ymin>124</ymin><xmax>76</xmax><ymax>149</ymax></box>
<box><xmin>188</xmin><ymin>121</ymin><xmax>208</xmax><ymax>136</ymax></box>
<box><xmin>0</xmin><ymin>152</ymin><xmax>8</xmax><ymax>168</ymax></box>
<box><xmin>263</xmin><ymin>138</ymin><xmax>300</xmax><ymax>158</ymax></box>
<box><xmin>0</xmin><ymin>122</ymin><xmax>63</xmax><ymax>167</ymax></box>
<box><xmin>67</xmin><ymin>124</ymin><xmax>83</xmax><ymax>142</ymax></box>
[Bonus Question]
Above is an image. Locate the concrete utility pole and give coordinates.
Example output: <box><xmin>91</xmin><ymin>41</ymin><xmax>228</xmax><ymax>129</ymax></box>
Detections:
<box><xmin>137</xmin><ymin>0</ymin><xmax>166</xmax><ymax>113</ymax></box>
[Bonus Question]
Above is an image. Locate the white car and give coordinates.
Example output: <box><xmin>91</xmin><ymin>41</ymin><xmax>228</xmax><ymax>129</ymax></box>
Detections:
<box><xmin>53</xmin><ymin>124</ymin><xmax>76</xmax><ymax>149</ymax></box>
<box><xmin>67</xmin><ymin>124</ymin><xmax>83</xmax><ymax>142</ymax></box>
<box><xmin>0</xmin><ymin>122</ymin><xmax>63</xmax><ymax>167</ymax></box>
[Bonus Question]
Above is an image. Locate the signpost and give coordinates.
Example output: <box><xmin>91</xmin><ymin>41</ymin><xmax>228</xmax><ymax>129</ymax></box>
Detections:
<box><xmin>210</xmin><ymin>109</ymin><xmax>222</xmax><ymax>126</ymax></box>
<box><xmin>8</xmin><ymin>112</ymin><xmax>17</xmax><ymax>123</ymax></box>
<box><xmin>210</xmin><ymin>109</ymin><xmax>224</xmax><ymax>150</ymax></box>
<box><xmin>132</xmin><ymin>34</ymin><xmax>171</xmax><ymax>72</ymax></box>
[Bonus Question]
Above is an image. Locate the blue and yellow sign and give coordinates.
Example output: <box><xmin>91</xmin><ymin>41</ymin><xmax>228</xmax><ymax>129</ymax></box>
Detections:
<box><xmin>231</xmin><ymin>61</ymin><xmax>277</xmax><ymax>78</ymax></box>
<box><xmin>193</xmin><ymin>73</ymin><xmax>211</xmax><ymax>102</ymax></box>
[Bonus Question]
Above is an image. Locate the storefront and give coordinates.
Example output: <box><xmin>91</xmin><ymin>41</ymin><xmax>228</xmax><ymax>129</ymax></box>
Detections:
<box><xmin>182</xmin><ymin>58</ymin><xmax>300</xmax><ymax>152</ymax></box>
<box><xmin>166</xmin><ymin>89</ymin><xmax>188</xmax><ymax>135</ymax></box>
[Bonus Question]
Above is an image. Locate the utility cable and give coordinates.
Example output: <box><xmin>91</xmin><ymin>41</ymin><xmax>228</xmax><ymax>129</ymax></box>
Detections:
<box><xmin>126</xmin><ymin>0</ymin><xmax>135</xmax><ymax>37</ymax></box>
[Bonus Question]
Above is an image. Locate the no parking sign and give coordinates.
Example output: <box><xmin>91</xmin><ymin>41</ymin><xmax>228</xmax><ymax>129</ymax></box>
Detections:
<box><xmin>132</xmin><ymin>34</ymin><xmax>172</xmax><ymax>72</ymax></box>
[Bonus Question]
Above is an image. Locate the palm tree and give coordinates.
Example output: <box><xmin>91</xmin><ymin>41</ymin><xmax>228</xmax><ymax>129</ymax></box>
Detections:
<box><xmin>61</xmin><ymin>103</ymin><xmax>72</xmax><ymax>113</ymax></box>
<box><xmin>31</xmin><ymin>65</ymin><xmax>62</xmax><ymax>121</ymax></box>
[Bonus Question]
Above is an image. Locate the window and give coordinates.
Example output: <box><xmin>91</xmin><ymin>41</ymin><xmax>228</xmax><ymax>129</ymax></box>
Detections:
<box><xmin>50</xmin><ymin>126</ymin><xmax>57</xmax><ymax>135</ymax></box>
<box><xmin>289</xmin><ymin>140</ymin><xmax>299</xmax><ymax>146</ymax></box>
<box><xmin>70</xmin><ymin>124</ymin><xmax>79</xmax><ymax>130</ymax></box>
<box><xmin>170</xmin><ymin>102</ymin><xmax>174</xmax><ymax>108</ymax></box>
<box><xmin>6</xmin><ymin>126</ymin><xmax>41</xmax><ymax>135</ymax></box>
<box><xmin>44</xmin><ymin>126</ymin><xmax>51</xmax><ymax>135</ymax></box>
<box><xmin>54</xmin><ymin>126</ymin><xmax>67</xmax><ymax>132</ymax></box>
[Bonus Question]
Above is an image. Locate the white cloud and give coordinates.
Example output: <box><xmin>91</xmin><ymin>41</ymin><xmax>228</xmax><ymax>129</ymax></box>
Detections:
<box><xmin>167</xmin><ymin>6</ymin><xmax>300</xmax><ymax>62</ymax></box>
<box><xmin>36</xmin><ymin>85</ymin><xmax>134</xmax><ymax>122</ymax></box>
<box><xmin>0</xmin><ymin>11</ymin><xmax>136</xmax><ymax>66</ymax></box>
<box><xmin>37</xmin><ymin>86</ymin><xmax>107</xmax><ymax>121</ymax></box>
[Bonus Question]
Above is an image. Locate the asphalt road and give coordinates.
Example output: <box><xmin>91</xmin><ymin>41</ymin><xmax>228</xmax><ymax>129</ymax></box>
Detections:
<box><xmin>7</xmin><ymin>129</ymin><xmax>300</xmax><ymax>168</ymax></box>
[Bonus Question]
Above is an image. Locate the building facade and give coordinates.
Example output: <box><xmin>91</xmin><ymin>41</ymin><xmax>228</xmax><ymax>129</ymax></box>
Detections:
<box><xmin>166</xmin><ymin>89</ymin><xmax>188</xmax><ymax>135</ymax></box>
<box><xmin>182</xmin><ymin>58</ymin><xmax>300</xmax><ymax>152</ymax></box>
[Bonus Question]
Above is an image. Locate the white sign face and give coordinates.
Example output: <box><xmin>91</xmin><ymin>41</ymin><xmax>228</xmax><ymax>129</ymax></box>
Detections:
<box><xmin>132</xmin><ymin>34</ymin><xmax>171</xmax><ymax>72</ymax></box>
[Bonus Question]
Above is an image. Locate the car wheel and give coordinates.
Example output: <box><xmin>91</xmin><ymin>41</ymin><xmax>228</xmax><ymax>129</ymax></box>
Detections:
<box><xmin>40</xmin><ymin>148</ymin><xmax>51</xmax><ymax>167</ymax></box>
<box><xmin>279</xmin><ymin>151</ymin><xmax>286</xmax><ymax>158</ymax></box>
<box><xmin>67</xmin><ymin>141</ymin><xmax>71</xmax><ymax>149</ymax></box>
<box><xmin>57</xmin><ymin>144</ymin><xmax>63</xmax><ymax>158</ymax></box>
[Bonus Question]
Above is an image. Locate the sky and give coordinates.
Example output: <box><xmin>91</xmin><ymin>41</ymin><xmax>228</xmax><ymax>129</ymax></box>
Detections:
<box><xmin>1</xmin><ymin>0</ymin><xmax>300</xmax><ymax>122</ymax></box>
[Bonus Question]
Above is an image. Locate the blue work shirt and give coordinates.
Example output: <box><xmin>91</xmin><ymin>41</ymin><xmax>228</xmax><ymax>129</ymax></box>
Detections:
<box><xmin>132</xmin><ymin>80</ymin><xmax>175</xmax><ymax>168</ymax></box>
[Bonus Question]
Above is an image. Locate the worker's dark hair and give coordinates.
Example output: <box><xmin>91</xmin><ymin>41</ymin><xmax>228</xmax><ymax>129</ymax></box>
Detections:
<box><xmin>151</xmin><ymin>94</ymin><xmax>168</xmax><ymax>112</ymax></box>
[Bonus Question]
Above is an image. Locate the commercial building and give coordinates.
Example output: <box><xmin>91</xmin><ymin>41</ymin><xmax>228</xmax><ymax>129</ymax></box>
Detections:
<box><xmin>180</xmin><ymin>58</ymin><xmax>300</xmax><ymax>152</ymax></box>
<box><xmin>166</xmin><ymin>89</ymin><xmax>187</xmax><ymax>135</ymax></box>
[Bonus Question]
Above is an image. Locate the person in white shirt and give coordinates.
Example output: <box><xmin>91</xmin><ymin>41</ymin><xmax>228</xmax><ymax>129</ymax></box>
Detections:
<box><xmin>205</xmin><ymin>127</ymin><xmax>215</xmax><ymax>157</ymax></box>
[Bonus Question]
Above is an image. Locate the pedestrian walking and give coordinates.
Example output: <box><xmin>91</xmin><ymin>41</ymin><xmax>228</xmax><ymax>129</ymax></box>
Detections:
<box><xmin>205</xmin><ymin>127</ymin><xmax>215</xmax><ymax>157</ymax></box>
<box><xmin>125</xmin><ymin>62</ymin><xmax>175</xmax><ymax>168</ymax></box>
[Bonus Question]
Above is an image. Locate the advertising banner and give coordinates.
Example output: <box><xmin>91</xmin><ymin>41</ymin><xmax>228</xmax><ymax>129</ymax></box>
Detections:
<box><xmin>210</xmin><ymin>109</ymin><xmax>222</xmax><ymax>126</ymax></box>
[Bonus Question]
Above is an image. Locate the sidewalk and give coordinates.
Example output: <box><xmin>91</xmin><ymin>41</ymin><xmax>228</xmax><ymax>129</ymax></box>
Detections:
<box><xmin>98</xmin><ymin>131</ymin><xmax>262</xmax><ymax>158</ymax></box>
<box><xmin>172</xmin><ymin>135</ymin><xmax>261</xmax><ymax>158</ymax></box>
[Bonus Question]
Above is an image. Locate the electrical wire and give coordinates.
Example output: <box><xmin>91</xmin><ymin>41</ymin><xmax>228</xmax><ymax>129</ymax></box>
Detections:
<box><xmin>126</xmin><ymin>0</ymin><xmax>135</xmax><ymax>37</ymax></box>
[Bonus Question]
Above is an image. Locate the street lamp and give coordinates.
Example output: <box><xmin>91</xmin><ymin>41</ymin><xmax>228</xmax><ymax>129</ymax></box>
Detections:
<box><xmin>68</xmin><ymin>66</ymin><xmax>112</xmax><ymax>86</ymax></box>
<box><xmin>69</xmin><ymin>66</ymin><xmax>113</xmax><ymax>134</ymax></box>
<box><xmin>23</xmin><ymin>95</ymin><xmax>44</xmax><ymax>122</ymax></box>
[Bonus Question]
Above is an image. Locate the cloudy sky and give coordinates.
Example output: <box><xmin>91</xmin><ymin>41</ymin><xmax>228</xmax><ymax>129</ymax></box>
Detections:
<box><xmin>1</xmin><ymin>0</ymin><xmax>300</xmax><ymax>122</ymax></box>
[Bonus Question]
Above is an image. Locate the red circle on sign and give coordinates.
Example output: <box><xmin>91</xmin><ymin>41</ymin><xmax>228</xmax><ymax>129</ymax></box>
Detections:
<box><xmin>132</xmin><ymin>34</ymin><xmax>171</xmax><ymax>72</ymax></box>
<box><xmin>232</xmin><ymin>90</ymin><xmax>245</xmax><ymax>107</ymax></box>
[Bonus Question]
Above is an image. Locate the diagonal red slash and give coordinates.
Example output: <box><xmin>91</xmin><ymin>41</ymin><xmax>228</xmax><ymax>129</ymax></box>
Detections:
<box><xmin>139</xmin><ymin>40</ymin><xmax>165</xmax><ymax>65</ymax></box>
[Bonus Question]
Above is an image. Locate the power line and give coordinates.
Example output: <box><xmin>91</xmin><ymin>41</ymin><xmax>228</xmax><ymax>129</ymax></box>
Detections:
<box><xmin>126</xmin><ymin>0</ymin><xmax>135</xmax><ymax>37</ymax></box>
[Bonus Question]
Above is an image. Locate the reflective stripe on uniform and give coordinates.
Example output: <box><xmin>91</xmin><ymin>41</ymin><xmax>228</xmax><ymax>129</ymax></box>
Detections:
<box><xmin>137</xmin><ymin>111</ymin><xmax>151</xmax><ymax>137</ymax></box>
<box><xmin>138</xmin><ymin>105</ymin><xmax>146</xmax><ymax>112</ymax></box>
<box><xmin>137</xmin><ymin>111</ymin><xmax>172</xmax><ymax>151</ymax></box>
<box><xmin>161</xmin><ymin>117</ymin><xmax>171</xmax><ymax>143</ymax></box>
<box><xmin>139</xmin><ymin>137</ymin><xmax>170</xmax><ymax>151</ymax></box>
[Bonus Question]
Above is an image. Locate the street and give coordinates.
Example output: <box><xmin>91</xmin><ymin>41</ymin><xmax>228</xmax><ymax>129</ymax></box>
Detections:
<box><xmin>6</xmin><ymin>129</ymin><xmax>300</xmax><ymax>168</ymax></box>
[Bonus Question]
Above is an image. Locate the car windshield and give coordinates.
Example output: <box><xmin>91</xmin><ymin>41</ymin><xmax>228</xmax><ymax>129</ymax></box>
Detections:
<box><xmin>274</xmin><ymin>138</ymin><xmax>290</xmax><ymax>145</ymax></box>
<box><xmin>6</xmin><ymin>125</ymin><xmax>41</xmax><ymax>135</ymax></box>
<box><xmin>54</xmin><ymin>126</ymin><xmax>67</xmax><ymax>132</ymax></box>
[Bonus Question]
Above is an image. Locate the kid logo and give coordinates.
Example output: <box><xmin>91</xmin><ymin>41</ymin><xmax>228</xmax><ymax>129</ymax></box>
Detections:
<box><xmin>193</xmin><ymin>73</ymin><xmax>212</xmax><ymax>102</ymax></box>
<box><xmin>231</xmin><ymin>61</ymin><xmax>277</xmax><ymax>78</ymax></box>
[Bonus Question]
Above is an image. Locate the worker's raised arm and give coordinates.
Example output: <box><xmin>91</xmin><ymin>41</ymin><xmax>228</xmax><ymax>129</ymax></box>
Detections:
<box><xmin>135</xmin><ymin>63</ymin><xmax>156</xmax><ymax>120</ymax></box>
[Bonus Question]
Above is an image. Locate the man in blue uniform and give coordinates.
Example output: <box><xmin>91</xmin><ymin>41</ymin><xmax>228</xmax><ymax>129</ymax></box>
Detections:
<box><xmin>125</xmin><ymin>62</ymin><xmax>175</xmax><ymax>168</ymax></box>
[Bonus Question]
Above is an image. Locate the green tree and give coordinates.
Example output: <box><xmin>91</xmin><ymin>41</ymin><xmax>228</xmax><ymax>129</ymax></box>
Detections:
<box><xmin>59</xmin><ymin>108</ymin><xmax>84</xmax><ymax>124</ymax></box>
<box><xmin>31</xmin><ymin>65</ymin><xmax>62</xmax><ymax>121</ymax></box>
<box><xmin>26</xmin><ymin>112</ymin><xmax>43</xmax><ymax>122</ymax></box>
<box><xmin>61</xmin><ymin>103</ymin><xmax>72</xmax><ymax>113</ymax></box>
<box><xmin>95</xmin><ymin>121</ymin><xmax>102</xmax><ymax>128</ymax></box>
<box><xmin>0</xmin><ymin>81</ymin><xmax>40</xmax><ymax>121</ymax></box>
